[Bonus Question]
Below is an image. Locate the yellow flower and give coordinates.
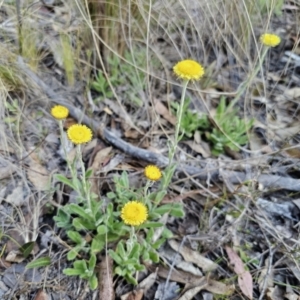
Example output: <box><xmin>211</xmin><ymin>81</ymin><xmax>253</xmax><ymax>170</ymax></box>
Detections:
<box><xmin>51</xmin><ymin>105</ymin><xmax>69</xmax><ymax>120</ymax></box>
<box><xmin>173</xmin><ymin>59</ymin><xmax>205</xmax><ymax>81</ymax></box>
<box><xmin>144</xmin><ymin>165</ymin><xmax>162</xmax><ymax>181</ymax></box>
<box><xmin>260</xmin><ymin>33</ymin><xmax>281</xmax><ymax>47</ymax></box>
<box><xmin>121</xmin><ymin>201</ymin><xmax>148</xmax><ymax>226</ymax></box>
<box><xmin>67</xmin><ymin>124</ymin><xmax>93</xmax><ymax>144</ymax></box>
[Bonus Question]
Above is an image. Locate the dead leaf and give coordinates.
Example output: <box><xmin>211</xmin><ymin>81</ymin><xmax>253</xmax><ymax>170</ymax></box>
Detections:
<box><xmin>162</xmin><ymin>189</ymin><xmax>206</xmax><ymax>204</ymax></box>
<box><xmin>205</xmin><ymin>279</ymin><xmax>235</xmax><ymax>295</ymax></box>
<box><xmin>103</xmin><ymin>106</ymin><xmax>113</xmax><ymax>115</ymax></box>
<box><xmin>27</xmin><ymin>154</ymin><xmax>50</xmax><ymax>191</ymax></box>
<box><xmin>98</xmin><ymin>255</ymin><xmax>114</xmax><ymax>300</ymax></box>
<box><xmin>121</xmin><ymin>273</ymin><xmax>157</xmax><ymax>300</ymax></box>
<box><xmin>284</xmin><ymin>293</ymin><xmax>300</xmax><ymax>300</ymax></box>
<box><xmin>124</xmin><ymin>129</ymin><xmax>144</xmax><ymax>139</ymax></box>
<box><xmin>91</xmin><ymin>147</ymin><xmax>112</xmax><ymax>172</ymax></box>
<box><xmin>153</xmin><ymin>98</ymin><xmax>177</xmax><ymax>125</ymax></box>
<box><xmin>137</xmin><ymin>272</ymin><xmax>157</xmax><ymax>293</ymax></box>
<box><xmin>176</xmin><ymin>261</ymin><xmax>203</xmax><ymax>276</ymax></box>
<box><xmin>258</xmin><ymin>261</ymin><xmax>274</xmax><ymax>293</ymax></box>
<box><xmin>178</xmin><ymin>282</ymin><xmax>207</xmax><ymax>300</ymax></box>
<box><xmin>88</xmin><ymin>146</ymin><xmax>112</xmax><ymax>196</ymax></box>
<box><xmin>146</xmin><ymin>263</ymin><xmax>234</xmax><ymax>295</ymax></box>
<box><xmin>5</xmin><ymin>250</ymin><xmax>25</xmax><ymax>263</ymax></box>
<box><xmin>103</xmin><ymin>98</ymin><xmax>135</xmax><ymax>128</ymax></box>
<box><xmin>5</xmin><ymin>185</ymin><xmax>26</xmax><ymax>206</ymax></box>
<box><xmin>34</xmin><ymin>290</ymin><xmax>50</xmax><ymax>300</ymax></box>
<box><xmin>121</xmin><ymin>290</ymin><xmax>143</xmax><ymax>300</ymax></box>
<box><xmin>146</xmin><ymin>263</ymin><xmax>204</xmax><ymax>285</ymax></box>
<box><xmin>225</xmin><ymin>246</ymin><xmax>253</xmax><ymax>299</ymax></box>
<box><xmin>182</xmin><ymin>140</ymin><xmax>211</xmax><ymax>158</ymax></box>
<box><xmin>0</xmin><ymin>165</ymin><xmax>15</xmax><ymax>180</ymax></box>
<box><xmin>168</xmin><ymin>240</ymin><xmax>218</xmax><ymax>272</ymax></box>
<box><xmin>0</xmin><ymin>258</ymin><xmax>11</xmax><ymax>269</ymax></box>
<box><xmin>266</xmin><ymin>286</ymin><xmax>284</xmax><ymax>300</ymax></box>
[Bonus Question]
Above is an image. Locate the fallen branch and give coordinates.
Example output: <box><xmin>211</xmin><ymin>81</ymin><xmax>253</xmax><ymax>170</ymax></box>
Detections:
<box><xmin>17</xmin><ymin>57</ymin><xmax>300</xmax><ymax>192</ymax></box>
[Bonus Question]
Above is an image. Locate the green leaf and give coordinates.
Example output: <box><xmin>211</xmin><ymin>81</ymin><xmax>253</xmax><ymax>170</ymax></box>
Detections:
<box><xmin>89</xmin><ymin>273</ymin><xmax>98</xmax><ymax>290</ymax></box>
<box><xmin>19</xmin><ymin>241</ymin><xmax>35</xmax><ymax>258</ymax></box>
<box><xmin>154</xmin><ymin>190</ymin><xmax>167</xmax><ymax>204</ymax></box>
<box><xmin>85</xmin><ymin>168</ymin><xmax>93</xmax><ymax>179</ymax></box>
<box><xmin>73</xmin><ymin>217</ymin><xmax>95</xmax><ymax>231</ymax></box>
<box><xmin>106</xmin><ymin>192</ymin><xmax>116</xmax><ymax>199</ymax></box>
<box><xmin>115</xmin><ymin>266</ymin><xmax>126</xmax><ymax>276</ymax></box>
<box><xmin>89</xmin><ymin>254</ymin><xmax>97</xmax><ymax>270</ymax></box>
<box><xmin>152</xmin><ymin>238</ymin><xmax>166</xmax><ymax>249</ymax></box>
<box><xmin>120</xmin><ymin>171</ymin><xmax>129</xmax><ymax>188</ymax></box>
<box><xmin>74</xmin><ymin>259</ymin><xmax>87</xmax><ymax>271</ymax></box>
<box><xmin>162</xmin><ymin>228</ymin><xmax>173</xmax><ymax>239</ymax></box>
<box><xmin>67</xmin><ymin>231</ymin><xmax>85</xmax><ymax>245</ymax></box>
<box><xmin>149</xmin><ymin>251</ymin><xmax>159</xmax><ymax>263</ymax></box>
<box><xmin>152</xmin><ymin>204</ymin><xmax>173</xmax><ymax>215</ymax></box>
<box><xmin>116</xmin><ymin>241</ymin><xmax>126</xmax><ymax>258</ymax></box>
<box><xmin>170</xmin><ymin>205</ymin><xmax>185</xmax><ymax>218</ymax></box>
<box><xmin>138</xmin><ymin>222</ymin><xmax>164</xmax><ymax>229</ymax></box>
<box><xmin>97</xmin><ymin>225</ymin><xmax>107</xmax><ymax>235</ymax></box>
<box><xmin>108</xmin><ymin>250</ymin><xmax>123</xmax><ymax>265</ymax></box>
<box><xmin>142</xmin><ymin>251</ymin><xmax>150</xmax><ymax>261</ymax></box>
<box><xmin>54</xmin><ymin>208</ymin><xmax>72</xmax><ymax>229</ymax></box>
<box><xmin>67</xmin><ymin>247</ymin><xmax>80</xmax><ymax>260</ymax></box>
<box><xmin>128</xmin><ymin>242</ymin><xmax>140</xmax><ymax>259</ymax></box>
<box><xmin>63</xmin><ymin>268</ymin><xmax>84</xmax><ymax>276</ymax></box>
<box><xmin>68</xmin><ymin>204</ymin><xmax>93</xmax><ymax>222</ymax></box>
<box><xmin>26</xmin><ymin>256</ymin><xmax>51</xmax><ymax>269</ymax></box>
<box><xmin>55</xmin><ymin>174</ymin><xmax>76</xmax><ymax>189</ymax></box>
<box><xmin>91</xmin><ymin>236</ymin><xmax>105</xmax><ymax>254</ymax></box>
<box><xmin>125</xmin><ymin>273</ymin><xmax>138</xmax><ymax>285</ymax></box>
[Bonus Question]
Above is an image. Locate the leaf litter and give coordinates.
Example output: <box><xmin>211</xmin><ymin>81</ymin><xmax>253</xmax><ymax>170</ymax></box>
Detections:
<box><xmin>1</xmin><ymin>0</ymin><xmax>300</xmax><ymax>299</ymax></box>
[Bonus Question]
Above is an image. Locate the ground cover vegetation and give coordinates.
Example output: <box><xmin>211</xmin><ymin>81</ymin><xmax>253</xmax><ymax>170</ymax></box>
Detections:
<box><xmin>0</xmin><ymin>0</ymin><xmax>300</xmax><ymax>299</ymax></box>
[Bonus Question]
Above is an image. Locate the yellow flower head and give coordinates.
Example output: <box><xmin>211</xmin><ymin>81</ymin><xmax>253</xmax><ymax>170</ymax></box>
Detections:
<box><xmin>67</xmin><ymin>124</ymin><xmax>93</xmax><ymax>145</ymax></box>
<box><xmin>173</xmin><ymin>59</ymin><xmax>205</xmax><ymax>81</ymax></box>
<box><xmin>51</xmin><ymin>105</ymin><xmax>69</xmax><ymax>120</ymax></box>
<box><xmin>121</xmin><ymin>201</ymin><xmax>148</xmax><ymax>226</ymax></box>
<box><xmin>260</xmin><ymin>33</ymin><xmax>281</xmax><ymax>47</ymax></box>
<box><xmin>144</xmin><ymin>165</ymin><xmax>162</xmax><ymax>181</ymax></box>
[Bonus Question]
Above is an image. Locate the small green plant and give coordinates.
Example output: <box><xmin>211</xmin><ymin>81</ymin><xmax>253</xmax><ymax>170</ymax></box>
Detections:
<box><xmin>51</xmin><ymin>121</ymin><xmax>184</xmax><ymax>289</ymax></box>
<box><xmin>171</xmin><ymin>97</ymin><xmax>209</xmax><ymax>138</ymax></box>
<box><xmin>206</xmin><ymin>97</ymin><xmax>254</xmax><ymax>156</ymax></box>
<box><xmin>51</xmin><ymin>58</ymin><xmax>206</xmax><ymax>290</ymax></box>
<box><xmin>54</xmin><ymin>165</ymin><xmax>184</xmax><ymax>288</ymax></box>
<box><xmin>257</xmin><ymin>0</ymin><xmax>284</xmax><ymax>16</ymax></box>
<box><xmin>91</xmin><ymin>48</ymin><xmax>158</xmax><ymax>107</ymax></box>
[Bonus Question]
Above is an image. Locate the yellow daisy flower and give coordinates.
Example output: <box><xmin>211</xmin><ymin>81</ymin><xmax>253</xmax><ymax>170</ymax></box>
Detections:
<box><xmin>144</xmin><ymin>165</ymin><xmax>162</xmax><ymax>181</ymax></box>
<box><xmin>260</xmin><ymin>33</ymin><xmax>281</xmax><ymax>47</ymax></box>
<box><xmin>67</xmin><ymin>124</ymin><xmax>93</xmax><ymax>145</ymax></box>
<box><xmin>51</xmin><ymin>105</ymin><xmax>69</xmax><ymax>120</ymax></box>
<box><xmin>173</xmin><ymin>59</ymin><xmax>205</xmax><ymax>81</ymax></box>
<box><xmin>121</xmin><ymin>201</ymin><xmax>148</xmax><ymax>226</ymax></box>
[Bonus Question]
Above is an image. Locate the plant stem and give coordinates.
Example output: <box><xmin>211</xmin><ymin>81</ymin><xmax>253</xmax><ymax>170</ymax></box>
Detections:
<box><xmin>58</xmin><ymin>121</ymin><xmax>79</xmax><ymax>191</ymax></box>
<box><xmin>228</xmin><ymin>47</ymin><xmax>269</xmax><ymax>110</ymax></box>
<box><xmin>76</xmin><ymin>145</ymin><xmax>93</xmax><ymax>219</ymax></box>
<box><xmin>169</xmin><ymin>79</ymin><xmax>189</xmax><ymax>164</ymax></box>
<box><xmin>162</xmin><ymin>80</ymin><xmax>189</xmax><ymax>191</ymax></box>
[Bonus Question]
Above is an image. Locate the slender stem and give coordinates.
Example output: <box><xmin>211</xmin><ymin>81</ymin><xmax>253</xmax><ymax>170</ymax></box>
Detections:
<box><xmin>228</xmin><ymin>47</ymin><xmax>269</xmax><ymax>110</ymax></box>
<box><xmin>169</xmin><ymin>80</ymin><xmax>189</xmax><ymax>164</ymax></box>
<box><xmin>76</xmin><ymin>145</ymin><xmax>93</xmax><ymax>218</ymax></box>
<box><xmin>162</xmin><ymin>80</ymin><xmax>189</xmax><ymax>191</ymax></box>
<box><xmin>58</xmin><ymin>121</ymin><xmax>78</xmax><ymax>190</ymax></box>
